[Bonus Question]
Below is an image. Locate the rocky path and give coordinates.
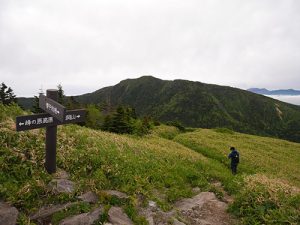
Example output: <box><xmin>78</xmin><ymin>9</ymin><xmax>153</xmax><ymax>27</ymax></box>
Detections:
<box><xmin>174</xmin><ymin>192</ymin><xmax>234</xmax><ymax>225</ymax></box>
<box><xmin>139</xmin><ymin>191</ymin><xmax>235</xmax><ymax>225</ymax></box>
<box><xmin>0</xmin><ymin>169</ymin><xmax>236</xmax><ymax>225</ymax></box>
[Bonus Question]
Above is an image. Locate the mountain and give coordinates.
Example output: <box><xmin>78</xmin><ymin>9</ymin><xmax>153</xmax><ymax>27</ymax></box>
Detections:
<box><xmin>75</xmin><ymin>76</ymin><xmax>300</xmax><ymax>143</ymax></box>
<box><xmin>248</xmin><ymin>88</ymin><xmax>300</xmax><ymax>95</ymax></box>
<box><xmin>17</xmin><ymin>97</ymin><xmax>34</xmax><ymax>110</ymax></box>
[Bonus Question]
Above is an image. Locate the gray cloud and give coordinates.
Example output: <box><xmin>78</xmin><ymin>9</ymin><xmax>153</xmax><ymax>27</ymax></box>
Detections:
<box><xmin>0</xmin><ymin>0</ymin><xmax>299</xmax><ymax>97</ymax></box>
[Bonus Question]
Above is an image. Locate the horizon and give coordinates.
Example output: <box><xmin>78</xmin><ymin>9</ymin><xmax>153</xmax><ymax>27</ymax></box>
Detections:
<box><xmin>12</xmin><ymin>75</ymin><xmax>300</xmax><ymax>98</ymax></box>
<box><xmin>13</xmin><ymin>75</ymin><xmax>300</xmax><ymax>106</ymax></box>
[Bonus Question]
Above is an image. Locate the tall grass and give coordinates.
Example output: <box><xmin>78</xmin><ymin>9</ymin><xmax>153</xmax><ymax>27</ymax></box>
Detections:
<box><xmin>174</xmin><ymin>128</ymin><xmax>300</xmax><ymax>186</ymax></box>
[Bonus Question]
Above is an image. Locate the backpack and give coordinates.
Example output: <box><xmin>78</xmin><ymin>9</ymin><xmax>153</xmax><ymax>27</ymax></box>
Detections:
<box><xmin>232</xmin><ymin>151</ymin><xmax>239</xmax><ymax>164</ymax></box>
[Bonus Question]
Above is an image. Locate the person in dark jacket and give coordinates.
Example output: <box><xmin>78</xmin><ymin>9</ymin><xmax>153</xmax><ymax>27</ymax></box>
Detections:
<box><xmin>228</xmin><ymin>147</ymin><xmax>239</xmax><ymax>175</ymax></box>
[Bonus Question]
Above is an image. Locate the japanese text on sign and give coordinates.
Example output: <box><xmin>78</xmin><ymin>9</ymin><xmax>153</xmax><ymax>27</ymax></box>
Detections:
<box><xmin>19</xmin><ymin>116</ymin><xmax>54</xmax><ymax>127</ymax></box>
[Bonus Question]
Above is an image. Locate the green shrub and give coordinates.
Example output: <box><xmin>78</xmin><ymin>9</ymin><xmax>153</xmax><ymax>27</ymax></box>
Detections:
<box><xmin>214</xmin><ymin>127</ymin><xmax>235</xmax><ymax>134</ymax></box>
<box><xmin>166</xmin><ymin>120</ymin><xmax>185</xmax><ymax>131</ymax></box>
<box><xmin>0</xmin><ymin>103</ymin><xmax>24</xmax><ymax>122</ymax></box>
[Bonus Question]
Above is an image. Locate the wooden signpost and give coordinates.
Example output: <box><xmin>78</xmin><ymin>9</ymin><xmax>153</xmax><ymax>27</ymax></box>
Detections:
<box><xmin>16</xmin><ymin>89</ymin><xmax>86</xmax><ymax>174</ymax></box>
<box><xmin>39</xmin><ymin>93</ymin><xmax>66</xmax><ymax>122</ymax></box>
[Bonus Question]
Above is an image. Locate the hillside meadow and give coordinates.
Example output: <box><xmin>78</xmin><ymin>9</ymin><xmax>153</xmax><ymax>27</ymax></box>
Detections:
<box><xmin>0</xmin><ymin>104</ymin><xmax>299</xmax><ymax>224</ymax></box>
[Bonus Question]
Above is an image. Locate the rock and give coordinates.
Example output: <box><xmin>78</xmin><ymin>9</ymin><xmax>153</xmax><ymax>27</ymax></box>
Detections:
<box><xmin>54</xmin><ymin>169</ymin><xmax>70</xmax><ymax>179</ymax></box>
<box><xmin>192</xmin><ymin>187</ymin><xmax>201</xmax><ymax>193</ymax></box>
<box><xmin>48</xmin><ymin>179</ymin><xmax>75</xmax><ymax>194</ymax></box>
<box><xmin>152</xmin><ymin>211</ymin><xmax>173</xmax><ymax>225</ymax></box>
<box><xmin>30</xmin><ymin>202</ymin><xmax>77</xmax><ymax>220</ymax></box>
<box><xmin>147</xmin><ymin>216</ymin><xmax>154</xmax><ymax>225</ymax></box>
<box><xmin>138</xmin><ymin>207</ymin><xmax>154</xmax><ymax>225</ymax></box>
<box><xmin>108</xmin><ymin>206</ymin><xmax>133</xmax><ymax>225</ymax></box>
<box><xmin>174</xmin><ymin>192</ymin><xmax>234</xmax><ymax>225</ymax></box>
<box><xmin>173</xmin><ymin>218</ymin><xmax>186</xmax><ymax>225</ymax></box>
<box><xmin>0</xmin><ymin>202</ymin><xmax>19</xmax><ymax>225</ymax></box>
<box><xmin>148</xmin><ymin>200</ymin><xmax>157</xmax><ymax>208</ymax></box>
<box><xmin>211</xmin><ymin>181</ymin><xmax>234</xmax><ymax>203</ymax></box>
<box><xmin>59</xmin><ymin>206</ymin><xmax>103</xmax><ymax>225</ymax></box>
<box><xmin>78</xmin><ymin>191</ymin><xmax>99</xmax><ymax>204</ymax></box>
<box><xmin>147</xmin><ymin>200</ymin><xmax>160</xmax><ymax>212</ymax></box>
<box><xmin>103</xmin><ymin>190</ymin><xmax>128</xmax><ymax>199</ymax></box>
<box><xmin>138</xmin><ymin>200</ymin><xmax>173</xmax><ymax>225</ymax></box>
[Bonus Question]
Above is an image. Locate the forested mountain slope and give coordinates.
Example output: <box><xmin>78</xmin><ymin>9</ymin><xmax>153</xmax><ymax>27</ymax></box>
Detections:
<box><xmin>75</xmin><ymin>76</ymin><xmax>300</xmax><ymax>142</ymax></box>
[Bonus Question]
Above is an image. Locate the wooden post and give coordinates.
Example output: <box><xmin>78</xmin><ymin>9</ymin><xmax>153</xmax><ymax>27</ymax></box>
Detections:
<box><xmin>45</xmin><ymin>89</ymin><xmax>58</xmax><ymax>174</ymax></box>
<box><xmin>16</xmin><ymin>89</ymin><xmax>86</xmax><ymax>174</ymax></box>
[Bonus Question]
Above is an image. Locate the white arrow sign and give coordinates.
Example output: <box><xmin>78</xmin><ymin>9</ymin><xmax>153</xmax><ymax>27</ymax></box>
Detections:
<box><xmin>39</xmin><ymin>95</ymin><xmax>66</xmax><ymax>122</ymax></box>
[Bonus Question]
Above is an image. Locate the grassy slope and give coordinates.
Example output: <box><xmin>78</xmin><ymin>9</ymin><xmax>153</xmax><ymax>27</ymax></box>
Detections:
<box><xmin>0</xmin><ymin>104</ymin><xmax>299</xmax><ymax>224</ymax></box>
<box><xmin>174</xmin><ymin>128</ymin><xmax>300</xmax><ymax>224</ymax></box>
<box><xmin>174</xmin><ymin>128</ymin><xmax>300</xmax><ymax>187</ymax></box>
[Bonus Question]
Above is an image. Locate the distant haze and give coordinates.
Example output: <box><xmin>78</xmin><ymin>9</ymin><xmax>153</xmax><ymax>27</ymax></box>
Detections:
<box><xmin>0</xmin><ymin>0</ymin><xmax>300</xmax><ymax>97</ymax></box>
<box><xmin>266</xmin><ymin>95</ymin><xmax>300</xmax><ymax>106</ymax></box>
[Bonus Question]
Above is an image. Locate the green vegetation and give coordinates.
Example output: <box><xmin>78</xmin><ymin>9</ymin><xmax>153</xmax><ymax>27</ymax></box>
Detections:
<box><xmin>0</xmin><ymin>104</ymin><xmax>299</xmax><ymax>224</ymax></box>
<box><xmin>52</xmin><ymin>202</ymin><xmax>92</xmax><ymax>225</ymax></box>
<box><xmin>174</xmin><ymin>129</ymin><xmax>300</xmax><ymax>186</ymax></box>
<box><xmin>229</xmin><ymin>175</ymin><xmax>300</xmax><ymax>224</ymax></box>
<box><xmin>85</xmin><ymin>104</ymin><xmax>153</xmax><ymax>136</ymax></box>
<box><xmin>75</xmin><ymin>76</ymin><xmax>300</xmax><ymax>143</ymax></box>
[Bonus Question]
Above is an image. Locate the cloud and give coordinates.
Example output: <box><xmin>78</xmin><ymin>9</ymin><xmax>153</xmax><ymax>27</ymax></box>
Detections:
<box><xmin>0</xmin><ymin>0</ymin><xmax>299</xmax><ymax>96</ymax></box>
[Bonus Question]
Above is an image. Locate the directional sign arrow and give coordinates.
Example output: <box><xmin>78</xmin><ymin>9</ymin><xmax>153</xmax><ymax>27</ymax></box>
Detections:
<box><xmin>39</xmin><ymin>94</ymin><xmax>66</xmax><ymax>122</ymax></box>
<box><xmin>16</xmin><ymin>109</ymin><xmax>86</xmax><ymax>131</ymax></box>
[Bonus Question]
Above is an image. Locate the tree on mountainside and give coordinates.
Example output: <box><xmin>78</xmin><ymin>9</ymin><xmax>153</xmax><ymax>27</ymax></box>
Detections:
<box><xmin>32</xmin><ymin>95</ymin><xmax>43</xmax><ymax>113</ymax></box>
<box><xmin>102</xmin><ymin>114</ymin><xmax>113</xmax><ymax>131</ymax></box>
<box><xmin>109</xmin><ymin>106</ymin><xmax>134</xmax><ymax>134</ymax></box>
<box><xmin>0</xmin><ymin>82</ymin><xmax>16</xmax><ymax>105</ymax></box>
<box><xmin>85</xmin><ymin>104</ymin><xmax>104</xmax><ymax>129</ymax></box>
<box><xmin>284</xmin><ymin>120</ymin><xmax>300</xmax><ymax>142</ymax></box>
<box><xmin>166</xmin><ymin>120</ymin><xmax>185</xmax><ymax>131</ymax></box>
<box><xmin>65</xmin><ymin>96</ymin><xmax>81</xmax><ymax>109</ymax></box>
<box><xmin>57</xmin><ymin>84</ymin><xmax>64</xmax><ymax>104</ymax></box>
<box><xmin>133</xmin><ymin>116</ymin><xmax>152</xmax><ymax>136</ymax></box>
<box><xmin>32</xmin><ymin>88</ymin><xmax>44</xmax><ymax>113</ymax></box>
<box><xmin>100</xmin><ymin>105</ymin><xmax>152</xmax><ymax>135</ymax></box>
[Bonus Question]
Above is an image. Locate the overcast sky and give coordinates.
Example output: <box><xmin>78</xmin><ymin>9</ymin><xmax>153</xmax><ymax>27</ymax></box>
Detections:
<box><xmin>0</xmin><ymin>0</ymin><xmax>299</xmax><ymax>97</ymax></box>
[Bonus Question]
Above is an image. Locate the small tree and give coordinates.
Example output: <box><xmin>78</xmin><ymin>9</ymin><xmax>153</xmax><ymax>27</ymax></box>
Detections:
<box><xmin>66</xmin><ymin>96</ymin><xmax>81</xmax><ymax>109</ymax></box>
<box><xmin>166</xmin><ymin>120</ymin><xmax>185</xmax><ymax>131</ymax></box>
<box><xmin>102</xmin><ymin>114</ymin><xmax>113</xmax><ymax>131</ymax></box>
<box><xmin>0</xmin><ymin>82</ymin><xmax>16</xmax><ymax>105</ymax></box>
<box><xmin>102</xmin><ymin>106</ymin><xmax>135</xmax><ymax>134</ymax></box>
<box><xmin>133</xmin><ymin>116</ymin><xmax>152</xmax><ymax>136</ymax></box>
<box><xmin>32</xmin><ymin>89</ymin><xmax>44</xmax><ymax>113</ymax></box>
<box><xmin>32</xmin><ymin>95</ymin><xmax>43</xmax><ymax>113</ymax></box>
<box><xmin>57</xmin><ymin>84</ymin><xmax>64</xmax><ymax>104</ymax></box>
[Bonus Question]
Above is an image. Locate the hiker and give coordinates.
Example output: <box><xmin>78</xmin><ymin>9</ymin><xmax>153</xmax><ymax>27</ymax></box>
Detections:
<box><xmin>228</xmin><ymin>147</ymin><xmax>239</xmax><ymax>175</ymax></box>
